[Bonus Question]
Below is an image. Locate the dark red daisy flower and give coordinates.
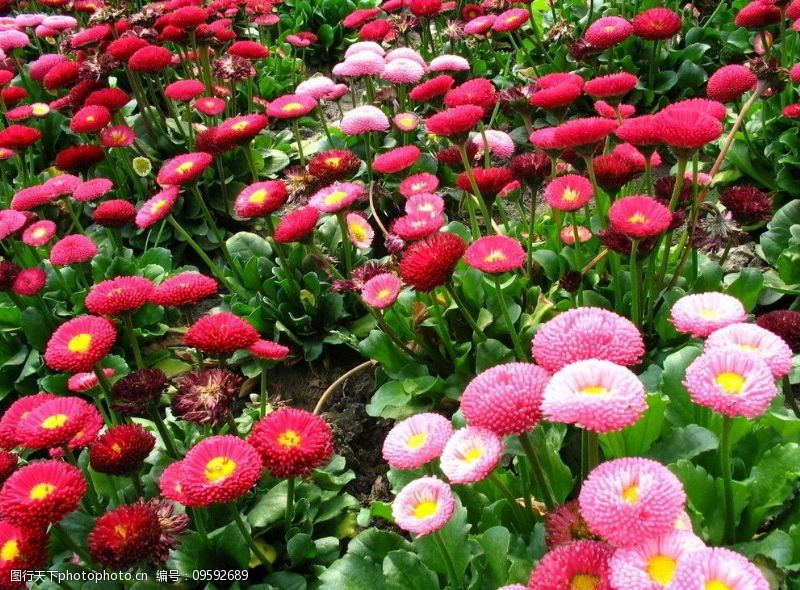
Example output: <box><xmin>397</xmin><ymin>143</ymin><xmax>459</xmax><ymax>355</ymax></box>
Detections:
<box><xmin>173</xmin><ymin>368</ymin><xmax>243</xmax><ymax>427</ymax></box>
<box><xmin>106</xmin><ymin>36</ymin><xmax>149</xmax><ymax>62</ymax></box>
<box><xmin>756</xmin><ymin>310</ymin><xmax>800</xmax><ymax>352</ymax></box>
<box><xmin>456</xmin><ymin>166</ymin><xmax>515</xmax><ymax>198</ymax></box>
<box><xmin>308</xmin><ymin>149</ymin><xmax>361</xmax><ymax>182</ymax></box>
<box><xmin>87</xmin><ymin>503</ymin><xmax>161</xmax><ymax>569</ymax></box>
<box><xmin>55</xmin><ymin>145</ymin><xmax>104</xmax><ymax>172</ymax></box>
<box><xmin>409</xmin><ymin>75</ymin><xmax>455</xmax><ymax>102</ymax></box>
<box><xmin>111</xmin><ymin>368</ymin><xmax>168</xmax><ymax>417</ymax></box>
<box><xmin>93</xmin><ymin>200</ymin><xmax>137</xmax><ymax>228</ymax></box>
<box><xmin>718</xmin><ymin>185</ymin><xmax>772</xmax><ymax>224</ymax></box>
<box><xmin>89</xmin><ymin>424</ymin><xmax>155</xmax><ymax>476</ymax></box>
<box><xmin>592</xmin><ymin>153</ymin><xmax>639</xmax><ymax>191</ymax></box>
<box><xmin>398</xmin><ymin>231</ymin><xmax>467</xmax><ymax>291</ymax></box>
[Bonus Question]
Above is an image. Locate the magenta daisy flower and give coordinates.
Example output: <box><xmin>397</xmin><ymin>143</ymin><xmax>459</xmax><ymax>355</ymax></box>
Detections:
<box><xmin>340</xmin><ymin>106</ymin><xmax>390</xmax><ymax>135</ymax></box>
<box><xmin>585</xmin><ymin>16</ymin><xmax>634</xmax><ymax>49</ymax></box>
<box><xmin>392</xmin><ymin>477</ymin><xmax>456</xmax><ymax>537</ymax></box>
<box><xmin>309</xmin><ymin>182</ymin><xmax>364</xmax><ymax>213</ymax></box>
<box><xmin>85</xmin><ymin>276</ymin><xmax>154</xmax><ymax>316</ymax></box>
<box><xmin>233</xmin><ymin>180</ymin><xmax>288</xmax><ymax>218</ymax></box>
<box><xmin>44</xmin><ymin>315</ymin><xmax>117</xmax><ymax>372</ymax></box>
<box><xmin>705</xmin><ymin>323</ymin><xmax>792</xmax><ymax>379</ymax></box>
<box><xmin>671</xmin><ymin>547</ymin><xmax>768</xmax><ymax>590</ymax></box>
<box><xmin>156</xmin><ymin>152</ymin><xmax>213</xmax><ymax>187</ymax></box>
<box><xmin>609</xmin><ymin>196</ymin><xmax>672</xmax><ymax>238</ymax></box>
<box><xmin>68</xmin><ymin>368</ymin><xmax>114</xmax><ymax>393</ymax></box>
<box><xmin>440</xmin><ymin>426</ymin><xmax>503</xmax><ymax>484</ymax></box>
<box><xmin>361</xmin><ymin>273</ymin><xmax>402</xmax><ymax>309</ymax></box>
<box><xmin>460</xmin><ymin>363</ymin><xmax>550</xmax><ymax>436</ymax></box>
<box><xmin>405</xmin><ymin>193</ymin><xmax>445</xmax><ymax>217</ymax></box>
<box><xmin>22</xmin><ymin>220</ymin><xmax>56</xmax><ymax>247</ymax></box>
<box><xmin>266</xmin><ymin>94</ymin><xmax>317</xmax><ymax>119</ymax></box>
<box><xmin>399</xmin><ymin>173</ymin><xmax>440</xmax><ymax>197</ymax></box>
<box><xmin>528</xmin><ymin>540</ymin><xmax>614</xmax><ymax>590</ymax></box>
<box><xmin>372</xmin><ymin>146</ymin><xmax>421</xmax><ymax>174</ymax></box>
<box><xmin>579</xmin><ymin>458</ymin><xmax>686</xmax><ymax>547</ymax></box>
<box><xmin>683</xmin><ymin>349</ymin><xmax>778</xmax><ymax>418</ymax></box>
<box><xmin>609</xmin><ymin>529</ymin><xmax>706</xmax><ymax>590</ymax></box>
<box><xmin>463</xmin><ymin>235</ymin><xmax>526</xmax><ymax>274</ymax></box>
<box><xmin>16</xmin><ymin>396</ymin><xmax>91</xmax><ymax>450</ymax></box>
<box><xmin>249</xmin><ymin>339</ymin><xmax>290</xmax><ymax>361</ymax></box>
<box><xmin>391</xmin><ymin>213</ymin><xmax>444</xmax><ymax>241</ymax></box>
<box><xmin>0</xmin><ymin>460</ymin><xmax>86</xmax><ymax>528</ymax></box>
<box><xmin>532</xmin><ymin>307</ymin><xmax>645</xmax><ymax>372</ymax></box>
<box><xmin>542</xmin><ymin>359</ymin><xmax>647</xmax><ymax>433</ymax></box>
<box><xmin>135</xmin><ymin>187</ymin><xmax>180</xmax><ymax>229</ymax></box>
<box><xmin>49</xmin><ymin>234</ymin><xmax>98</xmax><ymax>267</ymax></box>
<box><xmin>544</xmin><ymin>175</ymin><xmax>594</xmax><ymax>211</ymax></box>
<box><xmin>670</xmin><ymin>292</ymin><xmax>747</xmax><ymax>338</ymax></box>
<box><xmin>73</xmin><ymin>178</ymin><xmax>114</xmax><ymax>202</ymax></box>
<box><xmin>346</xmin><ymin>212</ymin><xmax>374</xmax><ymax>249</ymax></box>
<box><xmin>382</xmin><ymin>413</ymin><xmax>453</xmax><ymax>470</ymax></box>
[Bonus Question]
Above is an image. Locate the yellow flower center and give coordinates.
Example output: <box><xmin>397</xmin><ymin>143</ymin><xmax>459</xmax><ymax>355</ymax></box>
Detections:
<box><xmin>699</xmin><ymin>309</ymin><xmax>719</xmax><ymax>320</ymax></box>
<box><xmin>32</xmin><ymin>103</ymin><xmax>49</xmax><ymax>116</ymax></box>
<box><xmin>483</xmin><ymin>250</ymin><xmax>507</xmax><ymax>263</ymax></box>
<box><xmin>249</xmin><ymin>189</ymin><xmax>268</xmax><ymax>204</ymax></box>
<box><xmin>463</xmin><ymin>447</ymin><xmax>483</xmax><ymax>463</ymax></box>
<box><xmin>628</xmin><ymin>212</ymin><xmax>648</xmax><ymax>224</ymax></box>
<box><xmin>737</xmin><ymin>343</ymin><xmax>758</xmax><ymax>352</ymax></box>
<box><xmin>111</xmin><ymin>443</ymin><xmax>122</xmax><ymax>453</ymax></box>
<box><xmin>716</xmin><ymin>372</ymin><xmax>745</xmax><ymax>395</ymax></box>
<box><xmin>325</xmin><ymin>157</ymin><xmax>341</xmax><ymax>167</ymax></box>
<box><xmin>29</xmin><ymin>482</ymin><xmax>56</xmax><ymax>500</ymax></box>
<box><xmin>277</xmin><ymin>429</ymin><xmax>302</xmax><ymax>448</ymax></box>
<box><xmin>570</xmin><ymin>574</ymin><xmax>600</xmax><ymax>590</ymax></box>
<box><xmin>282</xmin><ymin>102</ymin><xmax>304</xmax><ymax>112</ymax></box>
<box><xmin>151</xmin><ymin>198</ymin><xmax>169</xmax><ymax>212</ymax></box>
<box><xmin>114</xmin><ymin>524</ymin><xmax>128</xmax><ymax>540</ymax></box>
<box><xmin>413</xmin><ymin>500</ymin><xmax>438</xmax><ymax>520</ymax></box>
<box><xmin>406</xmin><ymin>432</ymin><xmax>427</xmax><ymax>449</ymax></box>
<box><xmin>232</xmin><ymin>121</ymin><xmax>249</xmax><ymax>131</ymax></box>
<box><xmin>176</xmin><ymin>161</ymin><xmax>195</xmax><ymax>174</ymax></box>
<box><xmin>647</xmin><ymin>554</ymin><xmax>677</xmax><ymax>585</ymax></box>
<box><xmin>67</xmin><ymin>333</ymin><xmax>92</xmax><ymax>354</ymax></box>
<box><xmin>0</xmin><ymin>540</ymin><xmax>20</xmax><ymax>562</ymax></box>
<box><xmin>604</xmin><ymin>25</ymin><xmax>616</xmax><ymax>32</ymax></box>
<box><xmin>706</xmin><ymin>581</ymin><xmax>732</xmax><ymax>590</ymax></box>
<box><xmin>580</xmin><ymin>385</ymin><xmax>608</xmax><ymax>395</ymax></box>
<box><xmin>85</xmin><ymin>115</ymin><xmax>95</xmax><ymax>122</ymax></box>
<box><xmin>350</xmin><ymin>224</ymin><xmax>367</xmax><ymax>241</ymax></box>
<box><xmin>41</xmin><ymin>414</ymin><xmax>69</xmax><ymax>429</ymax></box>
<box><xmin>376</xmin><ymin>288</ymin><xmax>392</xmax><ymax>300</ymax></box>
<box><xmin>622</xmin><ymin>484</ymin><xmax>640</xmax><ymax>504</ymax></box>
<box><xmin>505</xmin><ymin>16</ymin><xmax>517</xmax><ymax>23</ymax></box>
<box><xmin>562</xmin><ymin>188</ymin><xmax>580</xmax><ymax>202</ymax></box>
<box><xmin>400</xmin><ymin>116</ymin><xmax>415</xmax><ymax>126</ymax></box>
<box><xmin>33</xmin><ymin>228</ymin><xmax>46</xmax><ymax>238</ymax></box>
<box><xmin>204</xmin><ymin>456</ymin><xmax>237</xmax><ymax>483</ymax></box>
<box><xmin>325</xmin><ymin>191</ymin><xmax>348</xmax><ymax>205</ymax></box>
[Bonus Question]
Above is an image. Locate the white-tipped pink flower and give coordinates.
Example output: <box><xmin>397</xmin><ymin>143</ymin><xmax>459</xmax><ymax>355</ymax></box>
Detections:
<box><xmin>670</xmin><ymin>292</ymin><xmax>747</xmax><ymax>338</ymax></box>
<box><xmin>346</xmin><ymin>212</ymin><xmax>374</xmax><ymax>249</ymax></box>
<box><xmin>340</xmin><ymin>106</ymin><xmax>389</xmax><ymax>135</ymax></box>
<box><xmin>705</xmin><ymin>323</ymin><xmax>793</xmax><ymax>378</ymax></box>
<box><xmin>361</xmin><ymin>273</ymin><xmax>401</xmax><ymax>309</ymax></box>
<box><xmin>440</xmin><ymin>427</ymin><xmax>503</xmax><ymax>484</ymax></box>
<box><xmin>382</xmin><ymin>413</ymin><xmax>453</xmax><ymax>470</ymax></box>
<box><xmin>392</xmin><ymin>477</ymin><xmax>456</xmax><ymax>536</ymax></box>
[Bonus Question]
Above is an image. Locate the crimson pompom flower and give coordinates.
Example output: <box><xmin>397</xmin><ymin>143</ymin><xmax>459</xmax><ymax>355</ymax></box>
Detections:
<box><xmin>249</xmin><ymin>409</ymin><xmax>334</xmax><ymax>478</ymax></box>
<box><xmin>528</xmin><ymin>540</ymin><xmax>614</xmax><ymax>590</ymax></box>
<box><xmin>409</xmin><ymin>75</ymin><xmax>455</xmax><ymax>102</ymax></box>
<box><xmin>461</xmin><ymin>362</ymin><xmax>550</xmax><ymax>436</ymax></box>
<box><xmin>93</xmin><ymin>200</ymin><xmax>136</xmax><ymax>228</ymax></box>
<box><xmin>87</xmin><ymin>502</ymin><xmax>161</xmax><ymax>569</ymax></box>
<box><xmin>426</xmin><ymin>105</ymin><xmax>484</xmax><ymax>138</ymax></box>
<box><xmin>463</xmin><ymin>235</ymin><xmax>525</xmax><ymax>274</ymax></box>
<box><xmin>343</xmin><ymin>8</ymin><xmax>382</xmax><ymax>27</ymax></box>
<box><xmin>135</xmin><ymin>187</ymin><xmax>180</xmax><ymax>229</ymax></box>
<box><xmin>89</xmin><ymin>424</ymin><xmax>155</xmax><ymax>476</ymax></box>
<box><xmin>783</xmin><ymin>103</ymin><xmax>800</xmax><ymax>118</ymax></box>
<box><xmin>308</xmin><ymin>149</ymin><xmax>361</xmax><ymax>182</ymax></box>
<box><xmin>184</xmin><ymin>312</ymin><xmax>259</xmax><ymax>356</ymax></box>
<box><xmin>456</xmin><ymin>167</ymin><xmax>515</xmax><ymax>199</ymax></box>
<box><xmin>128</xmin><ymin>45</ymin><xmax>172</xmax><ymax>72</ymax></box>
<box><xmin>16</xmin><ymin>396</ymin><xmax>90</xmax><ymax>450</ymax></box>
<box><xmin>12</xmin><ymin>268</ymin><xmax>47</xmax><ymax>297</ymax></box>
<box><xmin>0</xmin><ymin>125</ymin><xmax>41</xmax><ymax>150</ymax></box>
<box><xmin>553</xmin><ymin>117</ymin><xmax>618</xmax><ymax>151</ymax></box>
<box><xmin>178</xmin><ymin>435</ymin><xmax>263</xmax><ymax>506</ymax></box>
<box><xmin>274</xmin><ymin>206</ymin><xmax>320</xmax><ymax>243</ymax></box>
<box><xmin>408</xmin><ymin>0</ymin><xmax>442</xmax><ymax>16</ymax></box>
<box><xmin>250</xmin><ymin>339</ymin><xmax>291</xmax><ymax>361</ymax></box>
<box><xmin>707</xmin><ymin>65</ymin><xmax>757</xmax><ymax>103</ymax></box>
<box><xmin>70</xmin><ymin>105</ymin><xmax>111</xmax><ymax>134</ymax></box>
<box><xmin>43</xmin><ymin>61</ymin><xmax>80</xmax><ymax>90</ymax></box>
<box><xmin>0</xmin><ymin>520</ymin><xmax>49</xmax><ymax>581</ymax></box>
<box><xmin>756</xmin><ymin>310</ymin><xmax>800</xmax><ymax>352</ymax></box>
<box><xmin>55</xmin><ymin>145</ymin><xmax>104</xmax><ymax>172</ymax></box>
<box><xmin>584</xmin><ymin>72</ymin><xmax>638</xmax><ymax>98</ymax></box>
<box><xmin>0</xmin><ymin>394</ymin><xmax>55</xmax><ymax>450</ymax></box>
<box><xmin>229</xmin><ymin>40</ymin><xmax>269</xmax><ymax>60</ymax></box>
<box><xmin>156</xmin><ymin>152</ymin><xmax>212</xmax><ymax>186</ymax></box>
<box><xmin>544</xmin><ymin>174</ymin><xmax>594</xmax><ymax>211</ymax></box>
<box><xmin>399</xmin><ymin>232</ymin><xmax>467</xmax><ymax>292</ymax></box>
<box><xmin>592</xmin><ymin>153</ymin><xmax>638</xmax><ymax>191</ymax></box>
<box><xmin>585</xmin><ymin>16</ymin><xmax>634</xmax><ymax>48</ymax></box>
<box><xmin>735</xmin><ymin>1</ymin><xmax>781</xmax><ymax>28</ymax></box>
<box><xmin>718</xmin><ymin>185</ymin><xmax>772</xmax><ymax>224</ymax></box>
<box><xmin>150</xmin><ymin>272</ymin><xmax>217</xmax><ymax>308</ymax></box>
<box><xmin>106</xmin><ymin>36</ymin><xmax>149</xmax><ymax>62</ymax></box>
<box><xmin>533</xmin><ymin>307</ymin><xmax>645</xmax><ymax>372</ymax></box>
<box><xmin>444</xmin><ymin>78</ymin><xmax>498</xmax><ymax>113</ymax></box>
<box><xmin>632</xmin><ymin>7</ymin><xmax>682</xmax><ymax>40</ymax></box>
<box><xmin>85</xmin><ymin>276</ymin><xmax>154</xmax><ymax>316</ymax></box>
<box><xmin>164</xmin><ymin>80</ymin><xmax>205</xmax><ymax>102</ymax></box>
<box><xmin>44</xmin><ymin>315</ymin><xmax>117</xmax><ymax>372</ymax></box>
<box><xmin>111</xmin><ymin>368</ymin><xmax>167</xmax><ymax>417</ymax></box>
<box><xmin>656</xmin><ymin>108</ymin><xmax>723</xmax><ymax>152</ymax></box>
<box><xmin>531</xmin><ymin>83</ymin><xmax>583</xmax><ymax>110</ymax></box>
<box><xmin>359</xmin><ymin>19</ymin><xmax>392</xmax><ymax>41</ymax></box>
<box><xmin>0</xmin><ymin>460</ymin><xmax>86</xmax><ymax>528</ymax></box>
<box><xmin>609</xmin><ymin>195</ymin><xmax>672</xmax><ymax>238</ymax></box>
<box><xmin>373</xmin><ymin>146</ymin><xmax>421</xmax><ymax>174</ymax></box>
<box><xmin>493</xmin><ymin>8</ymin><xmax>529</xmax><ymax>32</ymax></box>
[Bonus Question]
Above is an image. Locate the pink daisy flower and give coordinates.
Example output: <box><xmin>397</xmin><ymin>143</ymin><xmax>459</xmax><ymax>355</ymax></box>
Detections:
<box><xmin>295</xmin><ymin>75</ymin><xmax>336</xmax><ymax>99</ymax></box>
<box><xmin>532</xmin><ymin>307</ymin><xmax>645</xmax><ymax>372</ymax></box>
<box><xmin>683</xmin><ymin>349</ymin><xmax>778</xmax><ymax>418</ymax></box>
<box><xmin>609</xmin><ymin>195</ymin><xmax>672</xmax><ymax>238</ymax></box>
<box><xmin>372</xmin><ymin>145</ymin><xmax>421</xmax><ymax>174</ymax></box>
<box><xmin>194</xmin><ymin>97</ymin><xmax>227</xmax><ymax>116</ymax></box>
<box><xmin>385</xmin><ymin>47</ymin><xmax>426</xmax><ymax>66</ymax></box>
<box><xmin>609</xmin><ymin>529</ymin><xmax>706</xmax><ymax>590</ymax></box>
<box><xmin>470</xmin><ymin>129</ymin><xmax>515</xmax><ymax>159</ymax></box>
<box><xmin>669</xmin><ymin>292</ymin><xmax>747</xmax><ymax>338</ymax></box>
<box><xmin>100</xmin><ymin>125</ymin><xmax>135</xmax><ymax>148</ymax></box>
<box><xmin>579</xmin><ymin>458</ymin><xmax>686</xmax><ymax>547</ymax></box>
<box><xmin>440</xmin><ymin>426</ymin><xmax>503</xmax><ymax>484</ymax></box>
<box><xmin>67</xmin><ymin>368</ymin><xmax>114</xmax><ymax>393</ymax></box>
<box><xmin>492</xmin><ymin>8</ymin><xmax>529</xmax><ymax>32</ymax></box>
<box><xmin>381</xmin><ymin>58</ymin><xmax>425</xmax><ymax>84</ymax></box>
<box><xmin>528</xmin><ymin>540</ymin><xmax>614</xmax><ymax>590</ymax></box>
<box><xmin>49</xmin><ymin>235</ymin><xmax>98</xmax><ymax>267</ymax></box>
<box><xmin>530</xmin><ymin>127</ymin><xmax>561</xmax><ymax>153</ymax></box>
<box><xmin>585</xmin><ymin>16</ymin><xmax>634</xmax><ymax>49</ymax></box>
<box><xmin>266</xmin><ymin>94</ymin><xmax>317</xmax><ymax>119</ymax></box>
<box><xmin>542</xmin><ymin>359</ymin><xmax>647</xmax><ymax>433</ymax></box>
<box><xmin>560</xmin><ymin>225</ymin><xmax>593</xmax><ymax>245</ymax></box>
<box><xmin>460</xmin><ymin>363</ymin><xmax>550</xmax><ymax>436</ymax></box>
<box><xmin>544</xmin><ymin>174</ymin><xmax>594</xmax><ymax>211</ymax></box>
<box><xmin>135</xmin><ymin>187</ymin><xmax>180</xmax><ymax>229</ymax></box>
<box><xmin>392</xmin><ymin>476</ymin><xmax>456</xmax><ymax>537</ymax></box>
<box><xmin>233</xmin><ymin>180</ymin><xmax>288</xmax><ymax>218</ymax></box>
<box><xmin>344</xmin><ymin>41</ymin><xmax>385</xmax><ymax>57</ymax></box>
<box><xmin>308</xmin><ymin>182</ymin><xmax>364</xmax><ymax>213</ymax></box>
<box><xmin>361</xmin><ymin>273</ymin><xmax>402</xmax><ymax>309</ymax></box>
<box><xmin>463</xmin><ymin>15</ymin><xmax>497</xmax><ymax>35</ymax></box>
<box><xmin>671</xmin><ymin>547</ymin><xmax>769</xmax><ymax>590</ymax></box>
<box><xmin>382</xmin><ymin>413</ymin><xmax>453</xmax><ymax>470</ymax></box>
<box><xmin>705</xmin><ymin>323</ymin><xmax>792</xmax><ymax>379</ymax></box>
<box><xmin>428</xmin><ymin>54</ymin><xmax>470</xmax><ymax>72</ymax></box>
<box><xmin>399</xmin><ymin>173</ymin><xmax>440</xmax><ymax>197</ymax></box>
<box><xmin>391</xmin><ymin>213</ymin><xmax>445</xmax><ymax>241</ymax></box>
<box><xmin>463</xmin><ymin>235</ymin><xmax>526</xmax><ymax>274</ymax></box>
<box><xmin>73</xmin><ymin>178</ymin><xmax>113</xmax><ymax>202</ymax></box>
<box><xmin>346</xmin><ymin>212</ymin><xmax>374</xmax><ymax>249</ymax></box>
<box><xmin>156</xmin><ymin>152</ymin><xmax>212</xmax><ymax>187</ymax></box>
<box><xmin>340</xmin><ymin>105</ymin><xmax>390</xmax><ymax>135</ymax></box>
<box><xmin>405</xmin><ymin>193</ymin><xmax>445</xmax><ymax>217</ymax></box>
<box><xmin>393</xmin><ymin>112</ymin><xmax>421</xmax><ymax>132</ymax></box>
<box><xmin>332</xmin><ymin>51</ymin><xmax>385</xmax><ymax>78</ymax></box>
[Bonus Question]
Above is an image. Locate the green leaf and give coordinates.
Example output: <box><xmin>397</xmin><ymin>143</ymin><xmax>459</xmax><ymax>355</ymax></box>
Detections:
<box><xmin>476</xmin><ymin>527</ymin><xmax>511</xmax><ymax>587</ymax></box>
<box><xmin>761</xmin><ymin>200</ymin><xmax>800</xmax><ymax>266</ymax></box>
<box><xmin>742</xmin><ymin>443</ymin><xmax>800</xmax><ymax>536</ymax></box>
<box><xmin>648</xmin><ymin>425</ymin><xmax>718</xmax><ymax>464</ymax></box>
<box><xmin>725</xmin><ymin>268</ymin><xmax>764</xmax><ymax>311</ymax></box>
<box><xmin>248</xmin><ymin>480</ymin><xmax>289</xmax><ymax>527</ymax></box>
<box><xmin>348</xmin><ymin>529</ymin><xmax>410</xmax><ymax>561</ymax></box>
<box><xmin>264</xmin><ymin>572</ymin><xmax>306</xmax><ymax>590</ymax></box>
<box><xmin>476</xmin><ymin>339</ymin><xmax>515</xmax><ymax>372</ymax></box>
<box><xmin>736</xmin><ymin>530</ymin><xmax>795</xmax><ymax>568</ymax></box>
<box><xmin>319</xmin><ymin>555</ymin><xmax>385</xmax><ymax>590</ymax></box>
<box><xmin>20</xmin><ymin>307</ymin><xmax>49</xmax><ymax>351</ymax></box>
<box><xmin>413</xmin><ymin>505</ymin><xmax>470</xmax><ymax>579</ymax></box>
<box><xmin>216</xmin><ymin>522</ymin><xmax>251</xmax><ymax>569</ymax></box>
<box><xmin>359</xmin><ymin>330</ymin><xmax>413</xmax><ymax>378</ymax></box>
<box><xmin>600</xmin><ymin>393</ymin><xmax>666</xmax><ymax>458</ymax></box>
<box><xmin>227</xmin><ymin>232</ymin><xmax>272</xmax><ymax>261</ymax></box>
<box><xmin>139</xmin><ymin>247</ymin><xmax>173</xmax><ymax>272</ymax></box>
<box><xmin>383</xmin><ymin>551</ymin><xmax>439</xmax><ymax>590</ymax></box>
<box><xmin>287</xmin><ymin>532</ymin><xmax>314</xmax><ymax>566</ymax></box>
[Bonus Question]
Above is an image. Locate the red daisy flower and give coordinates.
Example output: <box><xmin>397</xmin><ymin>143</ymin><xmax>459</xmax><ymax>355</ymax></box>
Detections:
<box><xmin>184</xmin><ymin>312</ymin><xmax>259</xmax><ymax>356</ymax></box>
<box><xmin>156</xmin><ymin>152</ymin><xmax>213</xmax><ymax>186</ymax></box>
<box><xmin>93</xmin><ymin>200</ymin><xmax>137</xmax><ymax>228</ymax></box>
<box><xmin>233</xmin><ymin>180</ymin><xmax>288</xmax><ymax>218</ymax></box>
<box><xmin>707</xmin><ymin>64</ymin><xmax>758</xmax><ymax>103</ymax></box>
<box><xmin>85</xmin><ymin>276</ymin><xmax>154</xmax><ymax>316</ymax></box>
<box><xmin>0</xmin><ymin>461</ymin><xmax>86</xmax><ymax>528</ymax></box>
<box><xmin>54</xmin><ymin>145</ymin><xmax>105</xmax><ymax>172</ymax></box>
<box><xmin>42</xmin><ymin>61</ymin><xmax>80</xmax><ymax>91</ymax></box>
<box><xmin>359</xmin><ymin>19</ymin><xmax>392</xmax><ymax>41</ymax></box>
<box><xmin>178</xmin><ymin>435</ymin><xmax>263</xmax><ymax>506</ymax></box>
<box><xmin>44</xmin><ymin>315</ymin><xmax>117</xmax><ymax>373</ymax></box>
<box><xmin>343</xmin><ymin>8</ymin><xmax>382</xmax><ymax>28</ymax></box>
<box><xmin>609</xmin><ymin>195</ymin><xmax>672</xmax><ymax>238</ymax></box>
<box><xmin>273</xmin><ymin>206</ymin><xmax>320</xmax><ymax>243</ymax></box>
<box><xmin>584</xmin><ymin>72</ymin><xmax>638</xmax><ymax>98</ymax></box>
<box><xmin>307</xmin><ymin>149</ymin><xmax>361</xmax><ymax>182</ymax></box>
<box><xmin>633</xmin><ymin>7</ymin><xmax>682</xmax><ymax>39</ymax></box>
<box><xmin>12</xmin><ymin>268</ymin><xmax>47</xmax><ymax>297</ymax></box>
<box><xmin>87</xmin><ymin>503</ymin><xmax>161</xmax><ymax>569</ymax></box>
<box><xmin>84</xmin><ymin>88</ymin><xmax>131</xmax><ymax>112</ymax></box>
<box><xmin>0</xmin><ymin>452</ymin><xmax>18</xmax><ymax>487</ymax></box>
<box><xmin>70</xmin><ymin>105</ymin><xmax>111</xmax><ymax>134</ymax></box>
<box><xmin>128</xmin><ymin>45</ymin><xmax>173</xmax><ymax>72</ymax></box>
<box><xmin>150</xmin><ymin>272</ymin><xmax>217</xmax><ymax>307</ymax></box>
<box><xmin>0</xmin><ymin>125</ymin><xmax>41</xmax><ymax>151</ymax></box>
<box><xmin>408</xmin><ymin>0</ymin><xmax>442</xmax><ymax>16</ymax></box>
<box><xmin>266</xmin><ymin>94</ymin><xmax>318</xmax><ymax>119</ymax></box>
<box><xmin>463</xmin><ymin>235</ymin><xmax>525</xmax><ymax>274</ymax></box>
<box><xmin>585</xmin><ymin>16</ymin><xmax>634</xmax><ymax>49</ymax></box>
<box><xmin>399</xmin><ymin>232</ymin><xmax>467</xmax><ymax>291</ymax></box>
<box><xmin>248</xmin><ymin>409</ymin><xmax>334</xmax><ymax>478</ymax></box>
<box><xmin>249</xmin><ymin>339</ymin><xmax>291</xmax><ymax>361</ymax></box>
<box><xmin>456</xmin><ymin>166</ymin><xmax>515</xmax><ymax>199</ymax></box>
<box><xmin>426</xmin><ymin>105</ymin><xmax>484</xmax><ymax>138</ymax></box>
<box><xmin>735</xmin><ymin>1</ymin><xmax>781</xmax><ymax>28</ymax></box>
<box><xmin>553</xmin><ymin>117</ymin><xmax>618</xmax><ymax>151</ymax></box>
<box><xmin>409</xmin><ymin>75</ymin><xmax>455</xmax><ymax>102</ymax></box>
<box><xmin>16</xmin><ymin>396</ymin><xmax>90</xmax><ymax>450</ymax></box>
<box><xmin>89</xmin><ymin>424</ymin><xmax>155</xmax><ymax>476</ymax></box>
<box><xmin>228</xmin><ymin>40</ymin><xmax>269</xmax><ymax>60</ymax></box>
<box><xmin>164</xmin><ymin>80</ymin><xmax>205</xmax><ymax>102</ymax></box>
<box><xmin>0</xmin><ymin>394</ymin><xmax>56</xmax><ymax>450</ymax></box>
<box><xmin>656</xmin><ymin>108</ymin><xmax>723</xmax><ymax>152</ymax></box>
<box><xmin>0</xmin><ymin>521</ymin><xmax>49</xmax><ymax>583</ymax></box>
<box><xmin>444</xmin><ymin>78</ymin><xmax>498</xmax><ymax>113</ymax></box>
<box><xmin>531</xmin><ymin>83</ymin><xmax>582</xmax><ymax>109</ymax></box>
<box><xmin>373</xmin><ymin>146</ymin><xmax>421</xmax><ymax>174</ymax></box>
<box><xmin>135</xmin><ymin>187</ymin><xmax>180</xmax><ymax>229</ymax></box>
<box><xmin>106</xmin><ymin>37</ymin><xmax>150</xmax><ymax>62</ymax></box>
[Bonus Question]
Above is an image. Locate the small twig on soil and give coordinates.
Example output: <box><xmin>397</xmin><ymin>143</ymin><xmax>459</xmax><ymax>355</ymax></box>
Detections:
<box><xmin>313</xmin><ymin>360</ymin><xmax>378</xmax><ymax>415</ymax></box>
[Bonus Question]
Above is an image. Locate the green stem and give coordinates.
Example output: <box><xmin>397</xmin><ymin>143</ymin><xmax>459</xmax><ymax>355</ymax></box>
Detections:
<box><xmin>336</xmin><ymin>212</ymin><xmax>353</xmax><ymax>276</ymax></box>
<box><xmin>782</xmin><ymin>375</ymin><xmax>800</xmax><ymax>418</ymax></box>
<box><xmin>122</xmin><ymin>312</ymin><xmax>144</xmax><ymax>370</ymax></box>
<box><xmin>188</xmin><ymin>184</ymin><xmax>241</xmax><ymax>284</ymax></box>
<box><xmin>260</xmin><ymin>368</ymin><xmax>269</xmax><ymax>418</ymax></box>
<box><xmin>492</xmin><ymin>275</ymin><xmax>527</xmax><ymax>360</ymax></box>
<box><xmin>426</xmin><ymin>292</ymin><xmax>459</xmax><ymax>364</ymax></box>
<box><xmin>148</xmin><ymin>409</ymin><xmax>180</xmax><ymax>459</ymax></box>
<box><xmin>432</xmin><ymin>529</ymin><xmax>462</xmax><ymax>588</ymax></box>
<box><xmin>720</xmin><ymin>416</ymin><xmax>735</xmax><ymax>544</ymax></box>
<box><xmin>630</xmin><ymin>240</ymin><xmax>641</xmax><ymax>328</ymax></box>
<box><xmin>518</xmin><ymin>431</ymin><xmax>555</xmax><ymax>510</ymax></box>
<box><xmin>229</xmin><ymin>504</ymin><xmax>273</xmax><ymax>569</ymax></box>
<box><xmin>285</xmin><ymin>477</ymin><xmax>296</xmax><ymax>532</ymax></box>
<box><xmin>457</xmin><ymin>144</ymin><xmax>494</xmax><ymax>233</ymax></box>
<box><xmin>292</xmin><ymin>120</ymin><xmax>306</xmax><ymax>165</ymax></box>
<box><xmin>444</xmin><ymin>285</ymin><xmax>487</xmax><ymax>342</ymax></box>
<box><xmin>92</xmin><ymin>367</ymin><xmax>118</xmax><ymax>425</ymax></box>
<box><xmin>52</xmin><ymin>524</ymin><xmax>94</xmax><ymax>565</ymax></box>
<box><xmin>488</xmin><ymin>472</ymin><xmax>533</xmax><ymax>532</ymax></box>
